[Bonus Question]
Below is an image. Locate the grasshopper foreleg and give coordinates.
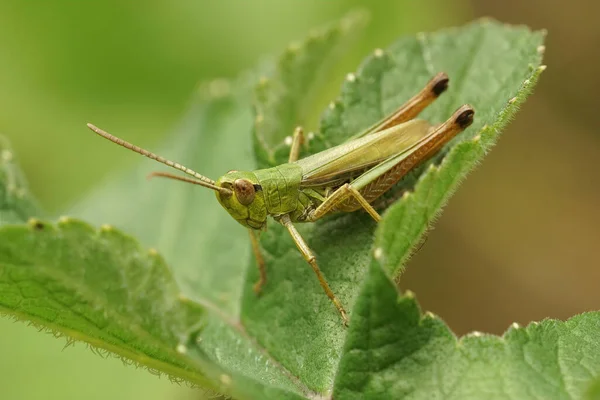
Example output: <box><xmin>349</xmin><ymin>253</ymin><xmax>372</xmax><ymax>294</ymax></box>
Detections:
<box><xmin>279</xmin><ymin>214</ymin><xmax>349</xmax><ymax>326</ymax></box>
<box><xmin>288</xmin><ymin>126</ymin><xmax>304</xmax><ymax>163</ymax></box>
<box><xmin>308</xmin><ymin>183</ymin><xmax>382</xmax><ymax>222</ymax></box>
<box><xmin>248</xmin><ymin>229</ymin><xmax>267</xmax><ymax>295</ymax></box>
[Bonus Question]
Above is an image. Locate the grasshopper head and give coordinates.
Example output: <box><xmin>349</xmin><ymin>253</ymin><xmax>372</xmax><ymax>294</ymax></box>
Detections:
<box><xmin>85</xmin><ymin>123</ymin><xmax>268</xmax><ymax>230</ymax></box>
<box><xmin>215</xmin><ymin>170</ymin><xmax>268</xmax><ymax>229</ymax></box>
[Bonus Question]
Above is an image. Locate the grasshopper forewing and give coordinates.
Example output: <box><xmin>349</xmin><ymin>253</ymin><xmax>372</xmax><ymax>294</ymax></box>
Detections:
<box><xmin>87</xmin><ymin>72</ymin><xmax>474</xmax><ymax>326</ymax></box>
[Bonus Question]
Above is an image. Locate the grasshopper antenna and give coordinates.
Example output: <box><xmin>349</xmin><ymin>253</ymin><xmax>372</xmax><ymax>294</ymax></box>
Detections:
<box><xmin>86</xmin><ymin>123</ymin><xmax>232</xmax><ymax>196</ymax></box>
<box><xmin>147</xmin><ymin>171</ymin><xmax>220</xmax><ymax>187</ymax></box>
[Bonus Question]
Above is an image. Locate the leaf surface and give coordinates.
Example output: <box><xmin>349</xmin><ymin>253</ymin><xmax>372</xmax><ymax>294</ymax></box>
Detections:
<box><xmin>2</xmin><ymin>16</ymin><xmax>598</xmax><ymax>400</ymax></box>
<box><xmin>334</xmin><ymin>260</ymin><xmax>600</xmax><ymax>400</ymax></box>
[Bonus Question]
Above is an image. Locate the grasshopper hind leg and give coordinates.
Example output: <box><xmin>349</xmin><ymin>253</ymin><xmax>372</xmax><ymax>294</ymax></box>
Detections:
<box><xmin>288</xmin><ymin>126</ymin><xmax>304</xmax><ymax>163</ymax></box>
<box><xmin>357</xmin><ymin>72</ymin><xmax>450</xmax><ymax>137</ymax></box>
<box><xmin>308</xmin><ymin>105</ymin><xmax>475</xmax><ymax>221</ymax></box>
<box><xmin>308</xmin><ymin>183</ymin><xmax>382</xmax><ymax>223</ymax></box>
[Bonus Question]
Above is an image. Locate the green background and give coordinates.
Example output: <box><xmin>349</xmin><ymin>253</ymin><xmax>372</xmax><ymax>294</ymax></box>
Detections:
<box><xmin>1</xmin><ymin>0</ymin><xmax>598</xmax><ymax>399</ymax></box>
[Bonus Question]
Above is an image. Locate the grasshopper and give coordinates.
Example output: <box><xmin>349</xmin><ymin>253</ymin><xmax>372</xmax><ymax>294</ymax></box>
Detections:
<box><xmin>87</xmin><ymin>72</ymin><xmax>474</xmax><ymax>326</ymax></box>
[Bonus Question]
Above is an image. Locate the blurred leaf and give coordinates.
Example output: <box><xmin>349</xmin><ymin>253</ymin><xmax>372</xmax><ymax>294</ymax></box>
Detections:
<box><xmin>70</xmin><ymin>88</ymin><xmax>254</xmax><ymax>317</ymax></box>
<box><xmin>587</xmin><ymin>377</ymin><xmax>600</xmax><ymax>400</ymax></box>
<box><xmin>253</xmin><ymin>10</ymin><xmax>368</xmax><ymax>167</ymax></box>
<box><xmin>3</xmin><ymin>15</ymin><xmax>598</xmax><ymax>400</ymax></box>
<box><xmin>0</xmin><ymin>136</ymin><xmax>39</xmax><ymax>225</ymax></box>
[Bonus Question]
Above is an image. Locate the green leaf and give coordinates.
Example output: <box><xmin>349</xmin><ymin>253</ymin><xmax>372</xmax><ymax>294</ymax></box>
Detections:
<box><xmin>240</xmin><ymin>19</ymin><xmax>552</xmax><ymax>397</ymax></box>
<box><xmin>17</xmin><ymin>14</ymin><xmax>368</xmax><ymax>399</ymax></box>
<box><xmin>0</xmin><ymin>218</ymin><xmax>206</xmax><ymax>383</ymax></box>
<box><xmin>0</xmin><ymin>136</ymin><xmax>40</xmax><ymax>225</ymax></box>
<box><xmin>69</xmin><ymin>87</ymin><xmax>312</xmax><ymax>397</ymax></box>
<box><xmin>0</xmin><ymin>217</ymin><xmax>305</xmax><ymax>399</ymax></box>
<box><xmin>586</xmin><ymin>377</ymin><xmax>600</xmax><ymax>400</ymax></box>
<box><xmin>2</xmin><ymin>15</ymin><xmax>599</xmax><ymax>400</ymax></box>
<box><xmin>334</xmin><ymin>260</ymin><xmax>600</xmax><ymax>399</ymax></box>
<box><xmin>369</xmin><ymin>21</ymin><xmax>548</xmax><ymax>275</ymax></box>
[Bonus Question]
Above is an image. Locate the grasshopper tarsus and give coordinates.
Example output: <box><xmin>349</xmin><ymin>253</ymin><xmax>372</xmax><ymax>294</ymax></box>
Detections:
<box><xmin>339</xmin><ymin>306</ymin><xmax>350</xmax><ymax>327</ymax></box>
<box><xmin>252</xmin><ymin>281</ymin><xmax>264</xmax><ymax>296</ymax></box>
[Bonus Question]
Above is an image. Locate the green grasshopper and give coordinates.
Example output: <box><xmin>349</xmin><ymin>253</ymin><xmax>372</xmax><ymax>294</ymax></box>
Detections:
<box><xmin>87</xmin><ymin>72</ymin><xmax>474</xmax><ymax>326</ymax></box>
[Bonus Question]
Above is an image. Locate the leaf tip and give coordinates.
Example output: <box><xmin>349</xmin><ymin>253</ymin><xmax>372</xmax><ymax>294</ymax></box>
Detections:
<box><xmin>537</xmin><ymin>45</ymin><xmax>546</xmax><ymax>55</ymax></box>
<box><xmin>100</xmin><ymin>224</ymin><xmax>114</xmax><ymax>232</ymax></box>
<box><xmin>423</xmin><ymin>311</ymin><xmax>437</xmax><ymax>319</ymax></box>
<box><xmin>284</xmin><ymin>136</ymin><xmax>293</xmax><ymax>146</ymax></box>
<box><xmin>538</xmin><ymin>64</ymin><xmax>548</xmax><ymax>72</ymax></box>
<box><xmin>373</xmin><ymin>246</ymin><xmax>384</xmax><ymax>260</ymax></box>
<box><xmin>257</xmin><ymin>76</ymin><xmax>269</xmax><ymax>87</ymax></box>
<box><xmin>478</xmin><ymin>16</ymin><xmax>494</xmax><ymax>26</ymax></box>
<box><xmin>339</xmin><ymin>9</ymin><xmax>370</xmax><ymax>31</ymax></box>
<box><xmin>373</xmin><ymin>48</ymin><xmax>385</xmax><ymax>58</ymax></box>
<box><xmin>27</xmin><ymin>218</ymin><xmax>45</xmax><ymax>231</ymax></box>
<box><xmin>286</xmin><ymin>41</ymin><xmax>301</xmax><ymax>54</ymax></box>
<box><xmin>346</xmin><ymin>72</ymin><xmax>357</xmax><ymax>82</ymax></box>
<box><xmin>178</xmin><ymin>293</ymin><xmax>191</xmax><ymax>303</ymax></box>
<box><xmin>176</xmin><ymin>343</ymin><xmax>188</xmax><ymax>354</ymax></box>
<box><xmin>466</xmin><ymin>330</ymin><xmax>484</xmax><ymax>338</ymax></box>
<box><xmin>207</xmin><ymin>79</ymin><xmax>231</xmax><ymax>98</ymax></box>
<box><xmin>1</xmin><ymin>149</ymin><xmax>13</xmax><ymax>163</ymax></box>
<box><xmin>403</xmin><ymin>290</ymin><xmax>415</xmax><ymax>299</ymax></box>
<box><xmin>481</xmin><ymin>123</ymin><xmax>490</xmax><ymax>131</ymax></box>
<box><xmin>148</xmin><ymin>247</ymin><xmax>159</xmax><ymax>256</ymax></box>
<box><xmin>220</xmin><ymin>374</ymin><xmax>232</xmax><ymax>386</ymax></box>
<box><xmin>58</xmin><ymin>216</ymin><xmax>71</xmax><ymax>225</ymax></box>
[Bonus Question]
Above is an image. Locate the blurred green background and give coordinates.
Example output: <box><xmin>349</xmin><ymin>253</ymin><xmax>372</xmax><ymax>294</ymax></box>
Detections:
<box><xmin>1</xmin><ymin>0</ymin><xmax>598</xmax><ymax>399</ymax></box>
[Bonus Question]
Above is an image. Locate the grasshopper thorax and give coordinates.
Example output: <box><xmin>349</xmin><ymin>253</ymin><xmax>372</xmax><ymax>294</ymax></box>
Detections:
<box><xmin>215</xmin><ymin>170</ymin><xmax>268</xmax><ymax>230</ymax></box>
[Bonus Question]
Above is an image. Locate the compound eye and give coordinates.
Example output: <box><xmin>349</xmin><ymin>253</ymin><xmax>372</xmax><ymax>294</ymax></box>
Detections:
<box><xmin>234</xmin><ymin>179</ymin><xmax>255</xmax><ymax>206</ymax></box>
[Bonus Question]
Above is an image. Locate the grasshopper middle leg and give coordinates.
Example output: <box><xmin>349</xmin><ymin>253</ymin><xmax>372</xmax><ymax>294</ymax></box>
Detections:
<box><xmin>248</xmin><ymin>229</ymin><xmax>268</xmax><ymax>294</ymax></box>
<box><xmin>279</xmin><ymin>214</ymin><xmax>349</xmax><ymax>326</ymax></box>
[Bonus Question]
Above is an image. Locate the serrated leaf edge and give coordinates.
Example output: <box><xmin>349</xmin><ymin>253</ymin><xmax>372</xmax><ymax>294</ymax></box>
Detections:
<box><xmin>253</xmin><ymin>11</ymin><xmax>369</xmax><ymax>165</ymax></box>
<box><xmin>376</xmin><ymin>62</ymin><xmax>547</xmax><ymax>275</ymax></box>
<box><xmin>0</xmin><ymin>217</ymin><xmax>320</xmax><ymax>400</ymax></box>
